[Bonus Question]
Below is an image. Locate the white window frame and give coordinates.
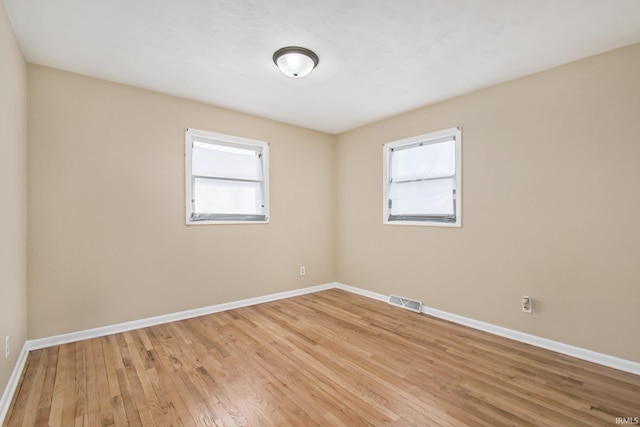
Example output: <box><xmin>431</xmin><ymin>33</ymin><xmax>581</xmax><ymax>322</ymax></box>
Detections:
<box><xmin>383</xmin><ymin>127</ymin><xmax>461</xmax><ymax>227</ymax></box>
<box><xmin>185</xmin><ymin>128</ymin><xmax>269</xmax><ymax>225</ymax></box>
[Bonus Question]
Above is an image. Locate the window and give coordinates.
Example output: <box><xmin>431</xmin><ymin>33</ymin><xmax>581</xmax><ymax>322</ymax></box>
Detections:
<box><xmin>185</xmin><ymin>128</ymin><xmax>269</xmax><ymax>224</ymax></box>
<box><xmin>383</xmin><ymin>127</ymin><xmax>461</xmax><ymax>227</ymax></box>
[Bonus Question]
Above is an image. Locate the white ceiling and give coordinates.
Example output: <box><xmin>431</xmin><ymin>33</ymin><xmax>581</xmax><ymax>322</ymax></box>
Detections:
<box><xmin>4</xmin><ymin>0</ymin><xmax>640</xmax><ymax>134</ymax></box>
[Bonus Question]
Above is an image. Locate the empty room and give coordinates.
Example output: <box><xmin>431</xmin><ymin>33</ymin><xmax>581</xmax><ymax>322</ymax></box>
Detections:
<box><xmin>1</xmin><ymin>0</ymin><xmax>639</xmax><ymax>425</ymax></box>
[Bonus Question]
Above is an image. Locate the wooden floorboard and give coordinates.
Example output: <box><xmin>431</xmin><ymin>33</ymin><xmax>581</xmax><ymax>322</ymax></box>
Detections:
<box><xmin>4</xmin><ymin>289</ymin><xmax>640</xmax><ymax>426</ymax></box>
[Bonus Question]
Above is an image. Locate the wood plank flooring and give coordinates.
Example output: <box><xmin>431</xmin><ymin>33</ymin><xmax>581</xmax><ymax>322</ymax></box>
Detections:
<box><xmin>4</xmin><ymin>289</ymin><xmax>640</xmax><ymax>426</ymax></box>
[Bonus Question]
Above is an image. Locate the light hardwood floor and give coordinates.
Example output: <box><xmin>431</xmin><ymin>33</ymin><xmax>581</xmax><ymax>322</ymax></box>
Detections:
<box><xmin>4</xmin><ymin>289</ymin><xmax>640</xmax><ymax>426</ymax></box>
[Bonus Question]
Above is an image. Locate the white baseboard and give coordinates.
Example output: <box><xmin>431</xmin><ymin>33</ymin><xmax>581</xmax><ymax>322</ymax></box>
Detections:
<box><xmin>0</xmin><ymin>342</ymin><xmax>29</xmax><ymax>425</ymax></box>
<box><xmin>418</xmin><ymin>303</ymin><xmax>640</xmax><ymax>376</ymax></box>
<box><xmin>25</xmin><ymin>282</ymin><xmax>640</xmax><ymax>374</ymax></box>
<box><xmin>334</xmin><ymin>282</ymin><xmax>388</xmax><ymax>302</ymax></box>
<box><xmin>333</xmin><ymin>282</ymin><xmax>640</xmax><ymax>376</ymax></box>
<box><xmin>2</xmin><ymin>280</ymin><xmax>637</xmax><ymax>424</ymax></box>
<box><xmin>29</xmin><ymin>282</ymin><xmax>336</xmax><ymax>350</ymax></box>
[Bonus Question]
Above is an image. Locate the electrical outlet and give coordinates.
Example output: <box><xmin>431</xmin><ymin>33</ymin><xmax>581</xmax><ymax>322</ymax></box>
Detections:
<box><xmin>522</xmin><ymin>296</ymin><xmax>532</xmax><ymax>314</ymax></box>
<box><xmin>5</xmin><ymin>336</ymin><xmax>9</xmax><ymax>359</ymax></box>
<box><xmin>299</xmin><ymin>266</ymin><xmax>306</xmax><ymax>276</ymax></box>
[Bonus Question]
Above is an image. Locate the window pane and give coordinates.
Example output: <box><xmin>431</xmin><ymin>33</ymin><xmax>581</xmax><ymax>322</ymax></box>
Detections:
<box><xmin>192</xmin><ymin>142</ymin><xmax>262</xmax><ymax>180</ymax></box>
<box><xmin>391</xmin><ymin>140</ymin><xmax>455</xmax><ymax>182</ymax></box>
<box><xmin>389</xmin><ymin>178</ymin><xmax>454</xmax><ymax>215</ymax></box>
<box><xmin>194</xmin><ymin>178</ymin><xmax>263</xmax><ymax>215</ymax></box>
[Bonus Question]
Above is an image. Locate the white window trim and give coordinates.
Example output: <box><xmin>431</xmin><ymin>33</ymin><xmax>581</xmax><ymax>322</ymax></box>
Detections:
<box><xmin>382</xmin><ymin>127</ymin><xmax>462</xmax><ymax>227</ymax></box>
<box><xmin>185</xmin><ymin>128</ymin><xmax>270</xmax><ymax>225</ymax></box>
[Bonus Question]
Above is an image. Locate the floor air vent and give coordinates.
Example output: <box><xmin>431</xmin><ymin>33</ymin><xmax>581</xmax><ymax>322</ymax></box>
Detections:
<box><xmin>388</xmin><ymin>295</ymin><xmax>423</xmax><ymax>313</ymax></box>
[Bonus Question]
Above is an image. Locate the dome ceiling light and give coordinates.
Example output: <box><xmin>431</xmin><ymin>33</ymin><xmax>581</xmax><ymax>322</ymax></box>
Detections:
<box><xmin>273</xmin><ymin>46</ymin><xmax>319</xmax><ymax>78</ymax></box>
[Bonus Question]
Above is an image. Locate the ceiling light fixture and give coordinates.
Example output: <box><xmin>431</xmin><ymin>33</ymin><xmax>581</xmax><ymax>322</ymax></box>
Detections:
<box><xmin>273</xmin><ymin>46</ymin><xmax>319</xmax><ymax>78</ymax></box>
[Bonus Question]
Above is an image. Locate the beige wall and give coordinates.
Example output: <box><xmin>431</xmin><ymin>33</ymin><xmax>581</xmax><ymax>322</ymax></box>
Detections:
<box><xmin>27</xmin><ymin>65</ymin><xmax>335</xmax><ymax>339</ymax></box>
<box><xmin>335</xmin><ymin>43</ymin><xmax>640</xmax><ymax>362</ymax></box>
<box><xmin>0</xmin><ymin>0</ymin><xmax>27</xmax><ymax>398</ymax></box>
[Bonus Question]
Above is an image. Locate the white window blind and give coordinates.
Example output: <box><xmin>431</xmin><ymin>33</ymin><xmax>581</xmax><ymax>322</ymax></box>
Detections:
<box><xmin>186</xmin><ymin>129</ymin><xmax>269</xmax><ymax>224</ymax></box>
<box><xmin>383</xmin><ymin>128</ymin><xmax>461</xmax><ymax>226</ymax></box>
